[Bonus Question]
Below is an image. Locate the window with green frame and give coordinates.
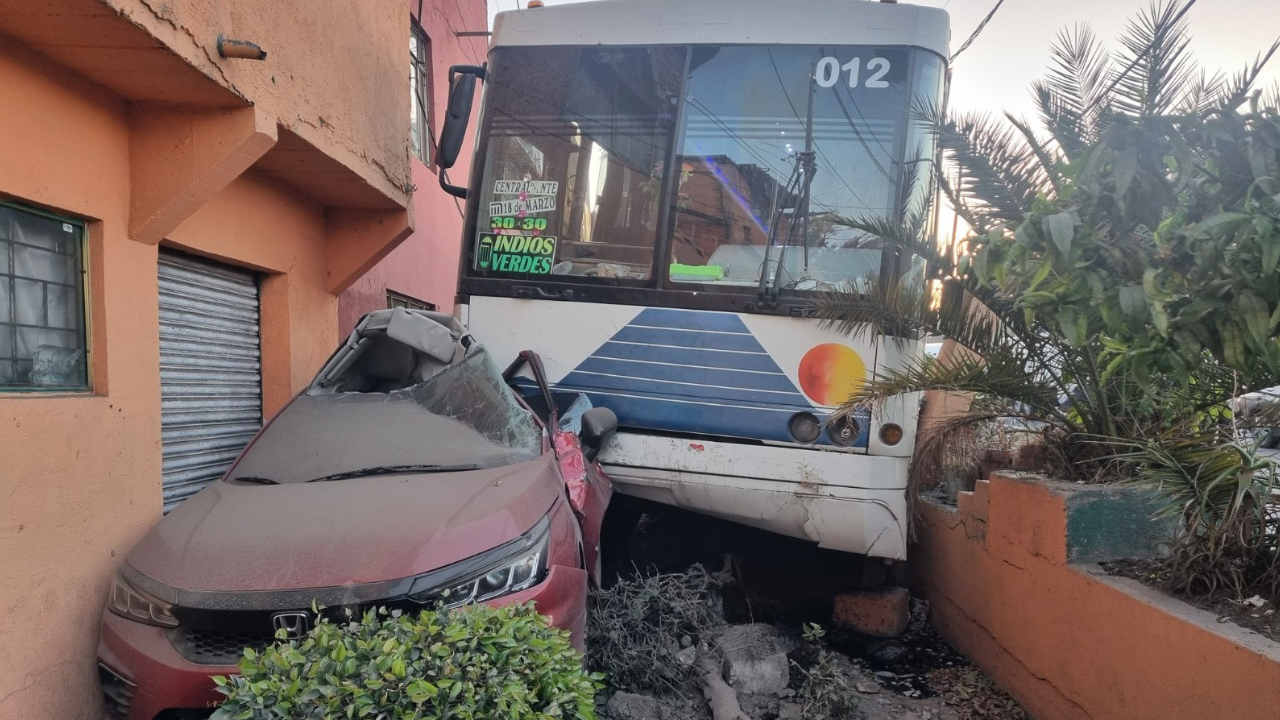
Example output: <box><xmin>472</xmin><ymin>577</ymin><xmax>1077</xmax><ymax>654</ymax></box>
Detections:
<box><xmin>410</xmin><ymin>22</ymin><xmax>433</xmax><ymax>166</ymax></box>
<box><xmin>0</xmin><ymin>201</ymin><xmax>88</xmax><ymax>391</ymax></box>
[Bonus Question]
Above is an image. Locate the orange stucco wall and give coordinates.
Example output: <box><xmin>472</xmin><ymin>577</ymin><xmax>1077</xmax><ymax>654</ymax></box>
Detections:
<box><xmin>0</xmin><ymin>2</ymin><xmax>413</xmax><ymax>716</ymax></box>
<box><xmin>0</xmin><ymin>43</ymin><xmax>154</xmax><ymax>720</ymax></box>
<box><xmin>912</xmin><ymin>474</ymin><xmax>1280</xmax><ymax>720</ymax></box>
<box><xmin>339</xmin><ymin>0</ymin><xmax>486</xmax><ymax>330</ymax></box>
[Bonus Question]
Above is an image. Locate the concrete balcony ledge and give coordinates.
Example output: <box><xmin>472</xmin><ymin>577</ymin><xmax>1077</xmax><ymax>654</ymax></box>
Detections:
<box><xmin>913</xmin><ymin>472</ymin><xmax>1280</xmax><ymax>720</ymax></box>
<box><xmin>2</xmin><ymin>0</ymin><xmax>414</xmax><ymax>293</ymax></box>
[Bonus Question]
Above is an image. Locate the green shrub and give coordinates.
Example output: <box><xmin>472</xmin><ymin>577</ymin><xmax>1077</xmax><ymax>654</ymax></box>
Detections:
<box><xmin>210</xmin><ymin>603</ymin><xmax>601</xmax><ymax>720</ymax></box>
<box><xmin>793</xmin><ymin>624</ymin><xmax>859</xmax><ymax>720</ymax></box>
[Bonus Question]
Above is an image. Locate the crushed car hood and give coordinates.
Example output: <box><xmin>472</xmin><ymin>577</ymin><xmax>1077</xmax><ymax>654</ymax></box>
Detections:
<box><xmin>126</xmin><ymin>455</ymin><xmax>561</xmax><ymax>593</ymax></box>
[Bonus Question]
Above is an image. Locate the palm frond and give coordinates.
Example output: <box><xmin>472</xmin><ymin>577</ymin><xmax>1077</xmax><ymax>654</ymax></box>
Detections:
<box><xmin>905</xmin><ymin>409</ymin><xmax>988</xmax><ymax>538</ymax></box>
<box><xmin>1035</xmin><ymin>24</ymin><xmax>1113</xmax><ymax>156</ymax></box>
<box><xmin>938</xmin><ymin>170</ymin><xmax>996</xmax><ymax>235</ymax></box>
<box><xmin>941</xmin><ymin>112</ymin><xmax>1049</xmax><ymax>227</ymax></box>
<box><xmin>838</xmin><ymin>352</ymin><xmax>1065</xmax><ymax>427</ymax></box>
<box><xmin>899</xmin><ymin>146</ymin><xmax>939</xmax><ymax>222</ymax></box>
<box><xmin>1174</xmin><ymin>68</ymin><xmax>1227</xmax><ymax>117</ymax></box>
<box><xmin>1262</xmin><ymin>81</ymin><xmax>1280</xmax><ymax>111</ymax></box>
<box><xmin>812</xmin><ymin>272</ymin><xmax>935</xmax><ymax>342</ymax></box>
<box><xmin>824</xmin><ymin>215</ymin><xmax>945</xmax><ymax>268</ymax></box>
<box><xmin>1208</xmin><ymin>39</ymin><xmax>1280</xmax><ymax>114</ymax></box>
<box><xmin>1003</xmin><ymin>112</ymin><xmax>1066</xmax><ymax>197</ymax></box>
<box><xmin>1111</xmin><ymin>0</ymin><xmax>1196</xmax><ymax>117</ymax></box>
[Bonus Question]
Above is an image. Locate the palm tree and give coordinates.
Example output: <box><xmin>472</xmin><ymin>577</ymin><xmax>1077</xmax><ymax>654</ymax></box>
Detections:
<box><xmin>816</xmin><ymin>0</ymin><xmax>1280</xmax><ymax>485</ymax></box>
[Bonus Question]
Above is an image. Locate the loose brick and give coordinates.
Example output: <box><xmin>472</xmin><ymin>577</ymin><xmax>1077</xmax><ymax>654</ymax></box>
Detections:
<box><xmin>832</xmin><ymin>587</ymin><xmax>910</xmax><ymax>637</ymax></box>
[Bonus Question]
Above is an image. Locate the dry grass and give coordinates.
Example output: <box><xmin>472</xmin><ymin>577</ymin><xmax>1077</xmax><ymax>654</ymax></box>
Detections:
<box><xmin>587</xmin><ymin>565</ymin><xmax>725</xmax><ymax>694</ymax></box>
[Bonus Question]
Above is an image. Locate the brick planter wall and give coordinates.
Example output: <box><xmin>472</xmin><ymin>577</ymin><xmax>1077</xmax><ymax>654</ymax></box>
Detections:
<box><xmin>912</xmin><ymin>472</ymin><xmax>1280</xmax><ymax>720</ymax></box>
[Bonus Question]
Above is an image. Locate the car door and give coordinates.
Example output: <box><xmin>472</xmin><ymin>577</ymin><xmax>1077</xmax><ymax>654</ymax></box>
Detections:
<box><xmin>505</xmin><ymin>351</ymin><xmax>614</xmax><ymax>586</ymax></box>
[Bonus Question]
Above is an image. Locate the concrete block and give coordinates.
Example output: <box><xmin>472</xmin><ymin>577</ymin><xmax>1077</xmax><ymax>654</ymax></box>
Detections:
<box><xmin>606</xmin><ymin>692</ymin><xmax>662</xmax><ymax>720</ymax></box>
<box><xmin>717</xmin><ymin>624</ymin><xmax>792</xmax><ymax>696</ymax></box>
<box><xmin>832</xmin><ymin>587</ymin><xmax>910</xmax><ymax>638</ymax></box>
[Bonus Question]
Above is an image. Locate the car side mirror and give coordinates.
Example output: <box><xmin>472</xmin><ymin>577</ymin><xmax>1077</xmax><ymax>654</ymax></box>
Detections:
<box><xmin>437</xmin><ymin>64</ymin><xmax>485</xmax><ymax>199</ymax></box>
<box><xmin>580</xmin><ymin>407</ymin><xmax>618</xmax><ymax>462</ymax></box>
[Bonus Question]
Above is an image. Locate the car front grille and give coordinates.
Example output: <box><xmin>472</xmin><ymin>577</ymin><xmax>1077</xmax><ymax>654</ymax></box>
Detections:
<box><xmin>168</xmin><ymin>626</ymin><xmax>277</xmax><ymax>666</ymax></box>
<box><xmin>99</xmin><ymin>663</ymin><xmax>136</xmax><ymax>719</ymax></box>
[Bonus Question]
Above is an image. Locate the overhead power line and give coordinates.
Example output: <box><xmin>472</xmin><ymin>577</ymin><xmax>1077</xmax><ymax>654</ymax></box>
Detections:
<box><xmin>950</xmin><ymin>0</ymin><xmax>1006</xmax><ymax>63</ymax></box>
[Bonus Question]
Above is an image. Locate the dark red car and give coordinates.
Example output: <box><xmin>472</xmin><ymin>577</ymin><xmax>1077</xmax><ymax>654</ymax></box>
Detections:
<box><xmin>97</xmin><ymin>309</ymin><xmax>616</xmax><ymax>720</ymax></box>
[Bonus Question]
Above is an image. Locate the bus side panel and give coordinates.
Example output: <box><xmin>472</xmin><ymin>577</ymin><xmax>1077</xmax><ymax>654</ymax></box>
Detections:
<box><xmin>466</xmin><ymin>296</ymin><xmax>908</xmax><ymax>450</ymax></box>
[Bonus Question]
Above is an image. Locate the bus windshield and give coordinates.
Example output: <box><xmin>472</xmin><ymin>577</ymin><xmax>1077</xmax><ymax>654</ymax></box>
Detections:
<box><xmin>466</xmin><ymin>44</ymin><xmax>944</xmax><ymax>295</ymax></box>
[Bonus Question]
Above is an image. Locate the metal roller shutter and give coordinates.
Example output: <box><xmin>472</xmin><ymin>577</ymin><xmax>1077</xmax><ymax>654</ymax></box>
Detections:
<box><xmin>158</xmin><ymin>251</ymin><xmax>263</xmax><ymax>511</ymax></box>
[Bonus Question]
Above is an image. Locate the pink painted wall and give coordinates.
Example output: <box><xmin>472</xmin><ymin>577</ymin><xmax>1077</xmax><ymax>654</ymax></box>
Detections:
<box><xmin>339</xmin><ymin>0</ymin><xmax>487</xmax><ymax>330</ymax></box>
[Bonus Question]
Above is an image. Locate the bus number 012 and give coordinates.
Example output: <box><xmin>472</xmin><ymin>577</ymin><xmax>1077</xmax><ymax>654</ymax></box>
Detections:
<box><xmin>814</xmin><ymin>57</ymin><xmax>890</xmax><ymax>89</ymax></box>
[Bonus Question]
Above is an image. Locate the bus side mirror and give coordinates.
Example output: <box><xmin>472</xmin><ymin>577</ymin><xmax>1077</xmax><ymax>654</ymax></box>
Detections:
<box><xmin>437</xmin><ymin>64</ymin><xmax>485</xmax><ymax>199</ymax></box>
<box><xmin>580</xmin><ymin>407</ymin><xmax>618</xmax><ymax>462</ymax></box>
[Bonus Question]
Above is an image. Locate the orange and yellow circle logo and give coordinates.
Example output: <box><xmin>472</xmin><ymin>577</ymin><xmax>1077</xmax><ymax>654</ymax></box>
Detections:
<box><xmin>798</xmin><ymin>344</ymin><xmax>867</xmax><ymax>407</ymax></box>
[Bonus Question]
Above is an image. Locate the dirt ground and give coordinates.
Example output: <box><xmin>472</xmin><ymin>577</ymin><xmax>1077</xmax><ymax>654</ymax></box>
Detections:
<box><xmin>1102</xmin><ymin>558</ymin><xmax>1280</xmax><ymax>640</ymax></box>
<box><xmin>828</xmin><ymin>620</ymin><xmax>1027</xmax><ymax>720</ymax></box>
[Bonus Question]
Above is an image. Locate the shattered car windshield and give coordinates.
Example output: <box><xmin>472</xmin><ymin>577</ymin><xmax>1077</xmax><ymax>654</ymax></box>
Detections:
<box><xmin>226</xmin><ymin>347</ymin><xmax>543</xmax><ymax>484</ymax></box>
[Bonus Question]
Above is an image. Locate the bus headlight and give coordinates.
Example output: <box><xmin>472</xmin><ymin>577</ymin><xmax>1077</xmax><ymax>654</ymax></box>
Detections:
<box><xmin>788</xmin><ymin>412</ymin><xmax>822</xmax><ymax>443</ymax></box>
<box><xmin>827</xmin><ymin>415</ymin><xmax>860</xmax><ymax>447</ymax></box>
<box><xmin>879</xmin><ymin>423</ymin><xmax>904</xmax><ymax>446</ymax></box>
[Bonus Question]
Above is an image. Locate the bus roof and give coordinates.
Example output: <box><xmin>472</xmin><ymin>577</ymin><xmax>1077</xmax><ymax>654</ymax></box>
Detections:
<box><xmin>491</xmin><ymin>0</ymin><xmax>950</xmax><ymax>59</ymax></box>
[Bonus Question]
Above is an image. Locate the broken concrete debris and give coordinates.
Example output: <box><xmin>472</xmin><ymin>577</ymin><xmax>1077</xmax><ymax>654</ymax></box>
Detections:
<box><xmin>606</xmin><ymin>692</ymin><xmax>663</xmax><ymax>720</ymax></box>
<box><xmin>717</xmin><ymin>624</ymin><xmax>793</xmax><ymax>697</ymax></box>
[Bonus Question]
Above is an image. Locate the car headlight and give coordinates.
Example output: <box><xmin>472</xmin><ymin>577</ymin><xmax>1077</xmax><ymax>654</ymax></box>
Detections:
<box><xmin>107</xmin><ymin>573</ymin><xmax>179</xmax><ymax>628</ymax></box>
<box><xmin>408</xmin><ymin>514</ymin><xmax>551</xmax><ymax>608</ymax></box>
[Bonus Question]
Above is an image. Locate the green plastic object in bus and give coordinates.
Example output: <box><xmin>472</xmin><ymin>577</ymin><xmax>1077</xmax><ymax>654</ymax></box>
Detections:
<box><xmin>669</xmin><ymin>263</ymin><xmax>724</xmax><ymax>281</ymax></box>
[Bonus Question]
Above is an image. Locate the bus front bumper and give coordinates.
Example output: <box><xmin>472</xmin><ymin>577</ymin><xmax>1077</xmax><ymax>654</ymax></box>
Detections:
<box><xmin>599</xmin><ymin>433</ymin><xmax>909</xmax><ymax>560</ymax></box>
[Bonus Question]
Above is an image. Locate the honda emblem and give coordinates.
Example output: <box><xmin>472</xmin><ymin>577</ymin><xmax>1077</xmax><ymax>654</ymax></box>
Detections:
<box><xmin>271</xmin><ymin>611</ymin><xmax>312</xmax><ymax>639</ymax></box>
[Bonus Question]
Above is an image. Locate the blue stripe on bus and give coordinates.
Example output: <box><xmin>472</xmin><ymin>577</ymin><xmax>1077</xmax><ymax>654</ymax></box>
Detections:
<box><xmin>555</xmin><ymin>372</ymin><xmax>813</xmax><ymax>409</ymax></box>
<box><xmin>543</xmin><ymin>306</ymin><xmax>876</xmax><ymax>448</ymax></box>
<box><xmin>594</xmin><ymin>342</ymin><xmax>784</xmax><ymax>373</ymax></box>
<box><xmin>611</xmin><ymin>325</ymin><xmax>768</xmax><ymax>352</ymax></box>
<box><xmin>588</xmin><ymin>392</ymin><xmax>798</xmax><ymax>443</ymax></box>
<box><xmin>575</xmin><ymin>356</ymin><xmax>802</xmax><ymax>393</ymax></box>
<box><xmin>630</xmin><ymin>307</ymin><xmax>751</xmax><ymax>334</ymax></box>
<box><xmin>509</xmin><ymin>380</ymin><xmax>870</xmax><ymax>449</ymax></box>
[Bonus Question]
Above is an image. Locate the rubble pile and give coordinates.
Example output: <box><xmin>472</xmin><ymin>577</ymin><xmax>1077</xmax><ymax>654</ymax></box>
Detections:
<box><xmin>589</xmin><ymin>568</ymin><xmax>1026</xmax><ymax>720</ymax></box>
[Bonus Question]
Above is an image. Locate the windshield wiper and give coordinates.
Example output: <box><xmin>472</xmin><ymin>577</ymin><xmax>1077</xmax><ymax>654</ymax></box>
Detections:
<box><xmin>233</xmin><ymin>476</ymin><xmax>280</xmax><ymax>485</ymax></box>
<box><xmin>760</xmin><ymin>68</ymin><xmax>819</xmax><ymax>300</ymax></box>
<box><xmin>305</xmin><ymin>464</ymin><xmax>480</xmax><ymax>483</ymax></box>
<box><xmin>770</xmin><ymin>70</ymin><xmax>819</xmax><ymax>299</ymax></box>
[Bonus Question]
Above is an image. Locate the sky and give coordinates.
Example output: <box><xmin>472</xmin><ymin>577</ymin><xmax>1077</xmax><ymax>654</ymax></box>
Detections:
<box><xmin>483</xmin><ymin>0</ymin><xmax>1280</xmax><ymax>120</ymax></box>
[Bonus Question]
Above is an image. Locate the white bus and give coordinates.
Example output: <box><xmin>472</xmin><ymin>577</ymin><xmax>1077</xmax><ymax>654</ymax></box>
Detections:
<box><xmin>435</xmin><ymin>0</ymin><xmax>949</xmax><ymax>562</ymax></box>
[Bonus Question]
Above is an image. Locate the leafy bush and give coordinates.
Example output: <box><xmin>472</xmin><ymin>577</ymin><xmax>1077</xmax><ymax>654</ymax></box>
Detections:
<box><xmin>1120</xmin><ymin>436</ymin><xmax>1280</xmax><ymax>599</ymax></box>
<box><xmin>817</xmin><ymin>1</ymin><xmax>1280</xmax><ymax>482</ymax></box>
<box><xmin>815</xmin><ymin>0</ymin><xmax>1280</xmax><ymax>599</ymax></box>
<box><xmin>793</xmin><ymin>624</ymin><xmax>859</xmax><ymax>720</ymax></box>
<box><xmin>210</xmin><ymin>603</ymin><xmax>601</xmax><ymax>720</ymax></box>
<box><xmin>586</xmin><ymin>564</ymin><xmax>723</xmax><ymax>693</ymax></box>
